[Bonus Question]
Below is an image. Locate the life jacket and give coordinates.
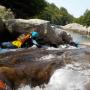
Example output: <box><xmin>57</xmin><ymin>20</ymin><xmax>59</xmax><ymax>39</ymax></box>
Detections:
<box><xmin>17</xmin><ymin>34</ymin><xmax>30</xmax><ymax>43</ymax></box>
<box><xmin>12</xmin><ymin>40</ymin><xmax>22</xmax><ymax>48</ymax></box>
<box><xmin>12</xmin><ymin>34</ymin><xmax>30</xmax><ymax>48</ymax></box>
<box><xmin>0</xmin><ymin>80</ymin><xmax>6</xmax><ymax>89</ymax></box>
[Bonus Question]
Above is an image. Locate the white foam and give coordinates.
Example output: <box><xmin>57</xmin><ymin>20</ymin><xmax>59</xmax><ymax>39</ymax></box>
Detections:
<box><xmin>18</xmin><ymin>63</ymin><xmax>90</xmax><ymax>90</ymax></box>
<box><xmin>46</xmin><ymin>47</ymin><xmax>61</xmax><ymax>50</ymax></box>
<box><xmin>49</xmin><ymin>69</ymin><xmax>86</xmax><ymax>90</ymax></box>
<box><xmin>39</xmin><ymin>54</ymin><xmax>55</xmax><ymax>61</ymax></box>
<box><xmin>18</xmin><ymin>85</ymin><xmax>32</xmax><ymax>90</ymax></box>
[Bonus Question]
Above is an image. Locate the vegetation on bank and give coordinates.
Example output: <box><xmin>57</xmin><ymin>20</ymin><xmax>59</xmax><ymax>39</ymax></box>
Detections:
<box><xmin>37</xmin><ymin>3</ymin><xmax>73</xmax><ymax>25</ymax></box>
<box><xmin>74</xmin><ymin>9</ymin><xmax>90</xmax><ymax>27</ymax></box>
<box><xmin>0</xmin><ymin>0</ymin><xmax>90</xmax><ymax>26</ymax></box>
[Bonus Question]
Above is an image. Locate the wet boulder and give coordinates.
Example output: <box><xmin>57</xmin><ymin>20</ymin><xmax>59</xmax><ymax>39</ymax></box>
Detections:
<box><xmin>54</xmin><ymin>28</ymin><xmax>73</xmax><ymax>44</ymax></box>
<box><xmin>5</xmin><ymin>19</ymin><xmax>73</xmax><ymax>45</ymax></box>
<box><xmin>5</xmin><ymin>19</ymin><xmax>55</xmax><ymax>44</ymax></box>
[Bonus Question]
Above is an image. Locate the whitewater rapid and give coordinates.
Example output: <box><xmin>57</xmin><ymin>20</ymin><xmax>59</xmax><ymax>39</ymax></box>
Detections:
<box><xmin>0</xmin><ymin>46</ymin><xmax>89</xmax><ymax>90</ymax></box>
<box><xmin>17</xmin><ymin>62</ymin><xmax>90</xmax><ymax>90</ymax></box>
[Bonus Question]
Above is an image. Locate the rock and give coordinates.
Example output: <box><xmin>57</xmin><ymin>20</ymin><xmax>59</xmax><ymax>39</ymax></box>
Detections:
<box><xmin>62</xmin><ymin>23</ymin><xmax>90</xmax><ymax>35</ymax></box>
<box><xmin>0</xmin><ymin>48</ymin><xmax>90</xmax><ymax>89</ymax></box>
<box><xmin>5</xmin><ymin>19</ymin><xmax>72</xmax><ymax>45</ymax></box>
<box><xmin>53</xmin><ymin>27</ymin><xmax>72</xmax><ymax>44</ymax></box>
<box><xmin>0</xmin><ymin>48</ymin><xmax>65</xmax><ymax>89</ymax></box>
<box><xmin>62</xmin><ymin>23</ymin><xmax>85</xmax><ymax>30</ymax></box>
<box><xmin>54</xmin><ymin>28</ymin><xmax>73</xmax><ymax>44</ymax></box>
<box><xmin>5</xmin><ymin>19</ymin><xmax>55</xmax><ymax>44</ymax></box>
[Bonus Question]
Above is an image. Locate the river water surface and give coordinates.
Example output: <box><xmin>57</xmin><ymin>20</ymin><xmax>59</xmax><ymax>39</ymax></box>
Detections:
<box><xmin>1</xmin><ymin>29</ymin><xmax>90</xmax><ymax>90</ymax></box>
<box><xmin>67</xmin><ymin>30</ymin><xmax>90</xmax><ymax>43</ymax></box>
<box><xmin>18</xmin><ymin>30</ymin><xmax>90</xmax><ymax>90</ymax></box>
<box><xmin>18</xmin><ymin>63</ymin><xmax>90</xmax><ymax>90</ymax></box>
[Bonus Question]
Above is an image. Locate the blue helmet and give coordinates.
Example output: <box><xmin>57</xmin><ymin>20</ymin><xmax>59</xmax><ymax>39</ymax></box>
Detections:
<box><xmin>31</xmin><ymin>31</ymin><xmax>39</xmax><ymax>38</ymax></box>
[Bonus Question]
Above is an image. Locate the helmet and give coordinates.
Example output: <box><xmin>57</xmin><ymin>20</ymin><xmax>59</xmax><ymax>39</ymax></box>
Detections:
<box><xmin>31</xmin><ymin>31</ymin><xmax>39</xmax><ymax>38</ymax></box>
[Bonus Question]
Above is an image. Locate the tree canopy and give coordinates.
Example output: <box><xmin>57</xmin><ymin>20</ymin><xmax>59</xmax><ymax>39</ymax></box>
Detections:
<box><xmin>0</xmin><ymin>0</ymin><xmax>90</xmax><ymax>26</ymax></box>
<box><xmin>0</xmin><ymin>0</ymin><xmax>47</xmax><ymax>18</ymax></box>
<box><xmin>38</xmin><ymin>3</ymin><xmax>74</xmax><ymax>25</ymax></box>
<box><xmin>74</xmin><ymin>9</ymin><xmax>90</xmax><ymax>27</ymax></box>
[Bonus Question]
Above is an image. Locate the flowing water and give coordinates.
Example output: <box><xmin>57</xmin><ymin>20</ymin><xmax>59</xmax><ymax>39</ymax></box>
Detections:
<box><xmin>66</xmin><ymin>30</ymin><xmax>90</xmax><ymax>44</ymax></box>
<box><xmin>18</xmin><ymin>63</ymin><xmax>90</xmax><ymax>90</ymax></box>
<box><xmin>17</xmin><ymin>30</ymin><xmax>90</xmax><ymax>90</ymax></box>
<box><xmin>1</xmin><ymin>29</ymin><xmax>90</xmax><ymax>90</ymax></box>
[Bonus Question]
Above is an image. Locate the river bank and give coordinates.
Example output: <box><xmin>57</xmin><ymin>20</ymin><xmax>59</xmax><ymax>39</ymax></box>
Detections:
<box><xmin>61</xmin><ymin>23</ymin><xmax>90</xmax><ymax>35</ymax></box>
<box><xmin>52</xmin><ymin>23</ymin><xmax>90</xmax><ymax>47</ymax></box>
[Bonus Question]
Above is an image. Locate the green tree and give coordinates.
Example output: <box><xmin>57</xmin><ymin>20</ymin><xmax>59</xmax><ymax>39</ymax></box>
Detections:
<box><xmin>59</xmin><ymin>7</ymin><xmax>74</xmax><ymax>25</ymax></box>
<box><xmin>83</xmin><ymin>9</ymin><xmax>90</xmax><ymax>26</ymax></box>
<box><xmin>0</xmin><ymin>0</ymin><xmax>47</xmax><ymax>18</ymax></box>
<box><xmin>38</xmin><ymin>4</ymin><xmax>74</xmax><ymax>25</ymax></box>
<box><xmin>38</xmin><ymin>3</ymin><xmax>61</xmax><ymax>24</ymax></box>
<box><xmin>74</xmin><ymin>9</ymin><xmax>90</xmax><ymax>26</ymax></box>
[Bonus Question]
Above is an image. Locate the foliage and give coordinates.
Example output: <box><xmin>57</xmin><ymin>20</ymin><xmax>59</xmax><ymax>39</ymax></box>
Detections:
<box><xmin>59</xmin><ymin>7</ymin><xmax>74</xmax><ymax>25</ymax></box>
<box><xmin>74</xmin><ymin>9</ymin><xmax>90</xmax><ymax>27</ymax></box>
<box><xmin>38</xmin><ymin>4</ymin><xmax>74</xmax><ymax>25</ymax></box>
<box><xmin>38</xmin><ymin>3</ymin><xmax>60</xmax><ymax>24</ymax></box>
<box><xmin>0</xmin><ymin>0</ymin><xmax>74</xmax><ymax>25</ymax></box>
<box><xmin>0</xmin><ymin>0</ymin><xmax>47</xmax><ymax>18</ymax></box>
<box><xmin>83</xmin><ymin>9</ymin><xmax>90</xmax><ymax>26</ymax></box>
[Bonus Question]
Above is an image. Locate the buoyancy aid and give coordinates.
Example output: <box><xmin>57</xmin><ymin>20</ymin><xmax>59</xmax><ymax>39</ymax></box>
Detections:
<box><xmin>12</xmin><ymin>40</ymin><xmax>22</xmax><ymax>48</ymax></box>
<box><xmin>0</xmin><ymin>80</ymin><xmax>6</xmax><ymax>89</ymax></box>
<box><xmin>12</xmin><ymin>34</ymin><xmax>30</xmax><ymax>48</ymax></box>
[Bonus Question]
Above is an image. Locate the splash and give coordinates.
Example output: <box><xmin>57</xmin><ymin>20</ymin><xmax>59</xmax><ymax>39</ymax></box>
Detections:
<box><xmin>18</xmin><ymin>63</ymin><xmax>90</xmax><ymax>90</ymax></box>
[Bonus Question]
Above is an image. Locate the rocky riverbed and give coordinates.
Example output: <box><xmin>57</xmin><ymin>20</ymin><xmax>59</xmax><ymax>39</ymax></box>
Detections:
<box><xmin>0</xmin><ymin>18</ymin><xmax>90</xmax><ymax>90</ymax></box>
<box><xmin>0</xmin><ymin>47</ymin><xmax>90</xmax><ymax>90</ymax></box>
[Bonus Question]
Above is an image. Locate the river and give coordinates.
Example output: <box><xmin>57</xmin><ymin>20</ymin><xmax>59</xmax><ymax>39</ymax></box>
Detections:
<box><xmin>18</xmin><ymin>59</ymin><xmax>90</xmax><ymax>90</ymax></box>
<box><xmin>17</xmin><ymin>30</ymin><xmax>90</xmax><ymax>90</ymax></box>
<box><xmin>1</xmin><ymin>29</ymin><xmax>90</xmax><ymax>90</ymax></box>
<box><xmin>67</xmin><ymin>30</ymin><xmax>90</xmax><ymax>44</ymax></box>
